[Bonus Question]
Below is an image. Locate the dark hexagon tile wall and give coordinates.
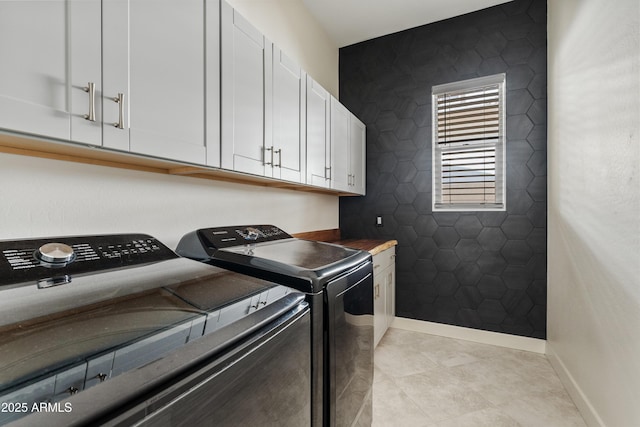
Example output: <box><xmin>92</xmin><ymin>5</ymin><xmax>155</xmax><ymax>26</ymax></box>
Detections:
<box><xmin>339</xmin><ymin>0</ymin><xmax>547</xmax><ymax>339</ymax></box>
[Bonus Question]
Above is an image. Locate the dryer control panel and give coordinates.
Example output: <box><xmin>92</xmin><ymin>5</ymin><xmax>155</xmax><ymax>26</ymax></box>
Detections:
<box><xmin>195</xmin><ymin>225</ymin><xmax>292</xmax><ymax>250</ymax></box>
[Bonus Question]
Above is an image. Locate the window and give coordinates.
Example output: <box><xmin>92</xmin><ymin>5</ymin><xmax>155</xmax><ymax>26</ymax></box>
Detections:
<box><xmin>432</xmin><ymin>74</ymin><xmax>506</xmax><ymax>211</ymax></box>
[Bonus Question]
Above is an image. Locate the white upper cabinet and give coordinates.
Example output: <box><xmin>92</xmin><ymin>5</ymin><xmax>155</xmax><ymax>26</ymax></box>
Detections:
<box><xmin>221</xmin><ymin>2</ymin><xmax>306</xmax><ymax>183</ymax></box>
<box><xmin>270</xmin><ymin>47</ymin><xmax>306</xmax><ymax>183</ymax></box>
<box><xmin>349</xmin><ymin>115</ymin><xmax>366</xmax><ymax>195</ymax></box>
<box><xmin>206</xmin><ymin>0</ymin><xmax>221</xmax><ymax>167</ymax></box>
<box><xmin>330</xmin><ymin>96</ymin><xmax>351</xmax><ymax>193</ymax></box>
<box><xmin>0</xmin><ymin>0</ymin><xmax>210</xmax><ymax>165</ymax></box>
<box><xmin>102</xmin><ymin>0</ymin><xmax>207</xmax><ymax>164</ymax></box>
<box><xmin>0</xmin><ymin>0</ymin><xmax>102</xmax><ymax>145</ymax></box>
<box><xmin>330</xmin><ymin>96</ymin><xmax>366</xmax><ymax>195</ymax></box>
<box><xmin>306</xmin><ymin>77</ymin><xmax>331</xmax><ymax>188</ymax></box>
<box><xmin>0</xmin><ymin>0</ymin><xmax>361</xmax><ymax>195</ymax></box>
<box><xmin>221</xmin><ymin>1</ymin><xmax>271</xmax><ymax>176</ymax></box>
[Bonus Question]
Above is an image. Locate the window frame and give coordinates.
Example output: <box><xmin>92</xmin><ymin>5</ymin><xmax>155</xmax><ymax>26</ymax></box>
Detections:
<box><xmin>432</xmin><ymin>73</ymin><xmax>507</xmax><ymax>212</ymax></box>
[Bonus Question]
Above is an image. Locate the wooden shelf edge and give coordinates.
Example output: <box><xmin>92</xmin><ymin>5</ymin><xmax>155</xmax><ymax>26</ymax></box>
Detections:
<box><xmin>0</xmin><ymin>132</ymin><xmax>364</xmax><ymax>197</ymax></box>
<box><xmin>0</xmin><ymin>132</ymin><xmax>180</xmax><ymax>174</ymax></box>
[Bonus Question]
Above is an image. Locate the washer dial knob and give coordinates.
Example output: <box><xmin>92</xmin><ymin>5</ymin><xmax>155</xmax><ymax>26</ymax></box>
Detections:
<box><xmin>35</xmin><ymin>242</ymin><xmax>76</xmax><ymax>264</ymax></box>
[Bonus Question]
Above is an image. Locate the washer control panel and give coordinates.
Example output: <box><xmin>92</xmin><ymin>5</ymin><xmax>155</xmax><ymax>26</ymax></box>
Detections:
<box><xmin>199</xmin><ymin>225</ymin><xmax>292</xmax><ymax>250</ymax></box>
<box><xmin>0</xmin><ymin>234</ymin><xmax>176</xmax><ymax>287</ymax></box>
<box><xmin>34</xmin><ymin>242</ymin><xmax>76</xmax><ymax>265</ymax></box>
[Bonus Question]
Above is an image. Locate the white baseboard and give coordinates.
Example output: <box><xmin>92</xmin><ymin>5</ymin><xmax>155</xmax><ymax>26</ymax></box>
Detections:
<box><xmin>546</xmin><ymin>344</ymin><xmax>605</xmax><ymax>427</ymax></box>
<box><xmin>390</xmin><ymin>317</ymin><xmax>547</xmax><ymax>354</ymax></box>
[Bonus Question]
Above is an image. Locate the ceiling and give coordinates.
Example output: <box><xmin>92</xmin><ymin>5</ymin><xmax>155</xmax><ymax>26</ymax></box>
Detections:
<box><xmin>302</xmin><ymin>0</ymin><xmax>512</xmax><ymax>47</ymax></box>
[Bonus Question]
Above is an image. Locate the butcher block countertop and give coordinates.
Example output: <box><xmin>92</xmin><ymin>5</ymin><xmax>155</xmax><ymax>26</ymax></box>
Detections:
<box><xmin>329</xmin><ymin>238</ymin><xmax>398</xmax><ymax>255</ymax></box>
<box><xmin>292</xmin><ymin>229</ymin><xmax>397</xmax><ymax>256</ymax></box>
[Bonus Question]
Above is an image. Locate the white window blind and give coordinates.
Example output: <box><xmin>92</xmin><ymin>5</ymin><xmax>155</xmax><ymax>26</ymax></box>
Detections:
<box><xmin>432</xmin><ymin>74</ymin><xmax>506</xmax><ymax>211</ymax></box>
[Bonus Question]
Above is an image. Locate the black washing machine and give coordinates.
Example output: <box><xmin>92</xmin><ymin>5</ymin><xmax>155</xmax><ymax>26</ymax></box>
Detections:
<box><xmin>0</xmin><ymin>233</ymin><xmax>310</xmax><ymax>426</ymax></box>
<box><xmin>176</xmin><ymin>225</ymin><xmax>374</xmax><ymax>427</ymax></box>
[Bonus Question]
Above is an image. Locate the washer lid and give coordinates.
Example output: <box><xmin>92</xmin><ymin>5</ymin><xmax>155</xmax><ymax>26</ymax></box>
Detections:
<box><xmin>212</xmin><ymin>239</ymin><xmax>371</xmax><ymax>293</ymax></box>
<box><xmin>176</xmin><ymin>225</ymin><xmax>373</xmax><ymax>293</ymax></box>
<box><xmin>222</xmin><ymin>239</ymin><xmax>361</xmax><ymax>270</ymax></box>
<box><xmin>0</xmin><ymin>255</ymin><xmax>295</xmax><ymax>401</ymax></box>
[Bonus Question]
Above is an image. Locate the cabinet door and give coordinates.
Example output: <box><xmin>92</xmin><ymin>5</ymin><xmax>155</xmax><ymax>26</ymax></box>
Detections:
<box><xmin>206</xmin><ymin>0</ymin><xmax>221</xmax><ymax>167</ymax></box>
<box><xmin>0</xmin><ymin>0</ymin><xmax>101</xmax><ymax>145</ymax></box>
<box><xmin>103</xmin><ymin>0</ymin><xmax>206</xmax><ymax>163</ymax></box>
<box><xmin>373</xmin><ymin>275</ymin><xmax>385</xmax><ymax>348</ymax></box>
<box><xmin>330</xmin><ymin>96</ymin><xmax>350</xmax><ymax>192</ymax></box>
<box><xmin>350</xmin><ymin>115</ymin><xmax>366</xmax><ymax>195</ymax></box>
<box><xmin>306</xmin><ymin>77</ymin><xmax>330</xmax><ymax>187</ymax></box>
<box><xmin>384</xmin><ymin>264</ymin><xmax>395</xmax><ymax>330</ymax></box>
<box><xmin>271</xmin><ymin>47</ymin><xmax>305</xmax><ymax>183</ymax></box>
<box><xmin>221</xmin><ymin>1</ymin><xmax>271</xmax><ymax>176</ymax></box>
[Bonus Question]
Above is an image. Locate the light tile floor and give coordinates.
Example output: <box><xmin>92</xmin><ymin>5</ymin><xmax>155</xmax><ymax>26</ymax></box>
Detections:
<box><xmin>373</xmin><ymin>328</ymin><xmax>587</xmax><ymax>427</ymax></box>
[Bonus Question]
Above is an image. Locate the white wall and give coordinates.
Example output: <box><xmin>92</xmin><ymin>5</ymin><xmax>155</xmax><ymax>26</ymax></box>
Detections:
<box><xmin>0</xmin><ymin>0</ymin><xmax>341</xmax><ymax>247</ymax></box>
<box><xmin>0</xmin><ymin>153</ymin><xmax>338</xmax><ymax>248</ymax></box>
<box><xmin>547</xmin><ymin>0</ymin><xmax>640</xmax><ymax>426</ymax></box>
<box><xmin>226</xmin><ymin>0</ymin><xmax>338</xmax><ymax>96</ymax></box>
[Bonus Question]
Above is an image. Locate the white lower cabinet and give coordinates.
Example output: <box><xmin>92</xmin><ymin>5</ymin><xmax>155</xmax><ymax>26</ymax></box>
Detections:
<box><xmin>373</xmin><ymin>246</ymin><xmax>396</xmax><ymax>347</ymax></box>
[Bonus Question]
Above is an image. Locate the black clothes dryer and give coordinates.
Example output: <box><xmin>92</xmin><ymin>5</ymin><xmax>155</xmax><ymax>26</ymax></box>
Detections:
<box><xmin>176</xmin><ymin>225</ymin><xmax>374</xmax><ymax>427</ymax></box>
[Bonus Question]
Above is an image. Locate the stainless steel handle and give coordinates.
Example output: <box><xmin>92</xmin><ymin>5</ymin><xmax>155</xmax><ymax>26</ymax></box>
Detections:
<box><xmin>274</xmin><ymin>149</ymin><xmax>282</xmax><ymax>168</ymax></box>
<box><xmin>83</xmin><ymin>82</ymin><xmax>96</xmax><ymax>121</ymax></box>
<box><xmin>265</xmin><ymin>146</ymin><xmax>273</xmax><ymax>166</ymax></box>
<box><xmin>113</xmin><ymin>93</ymin><xmax>124</xmax><ymax>129</ymax></box>
<box><xmin>325</xmin><ymin>166</ymin><xmax>331</xmax><ymax>180</ymax></box>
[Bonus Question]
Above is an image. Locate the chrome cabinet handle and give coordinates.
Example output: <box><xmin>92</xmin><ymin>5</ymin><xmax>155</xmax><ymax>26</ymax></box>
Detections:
<box><xmin>113</xmin><ymin>93</ymin><xmax>124</xmax><ymax>129</ymax></box>
<box><xmin>274</xmin><ymin>149</ymin><xmax>282</xmax><ymax>168</ymax></box>
<box><xmin>325</xmin><ymin>167</ymin><xmax>331</xmax><ymax>180</ymax></box>
<box><xmin>83</xmin><ymin>82</ymin><xmax>96</xmax><ymax>122</ymax></box>
<box><xmin>265</xmin><ymin>146</ymin><xmax>273</xmax><ymax>166</ymax></box>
